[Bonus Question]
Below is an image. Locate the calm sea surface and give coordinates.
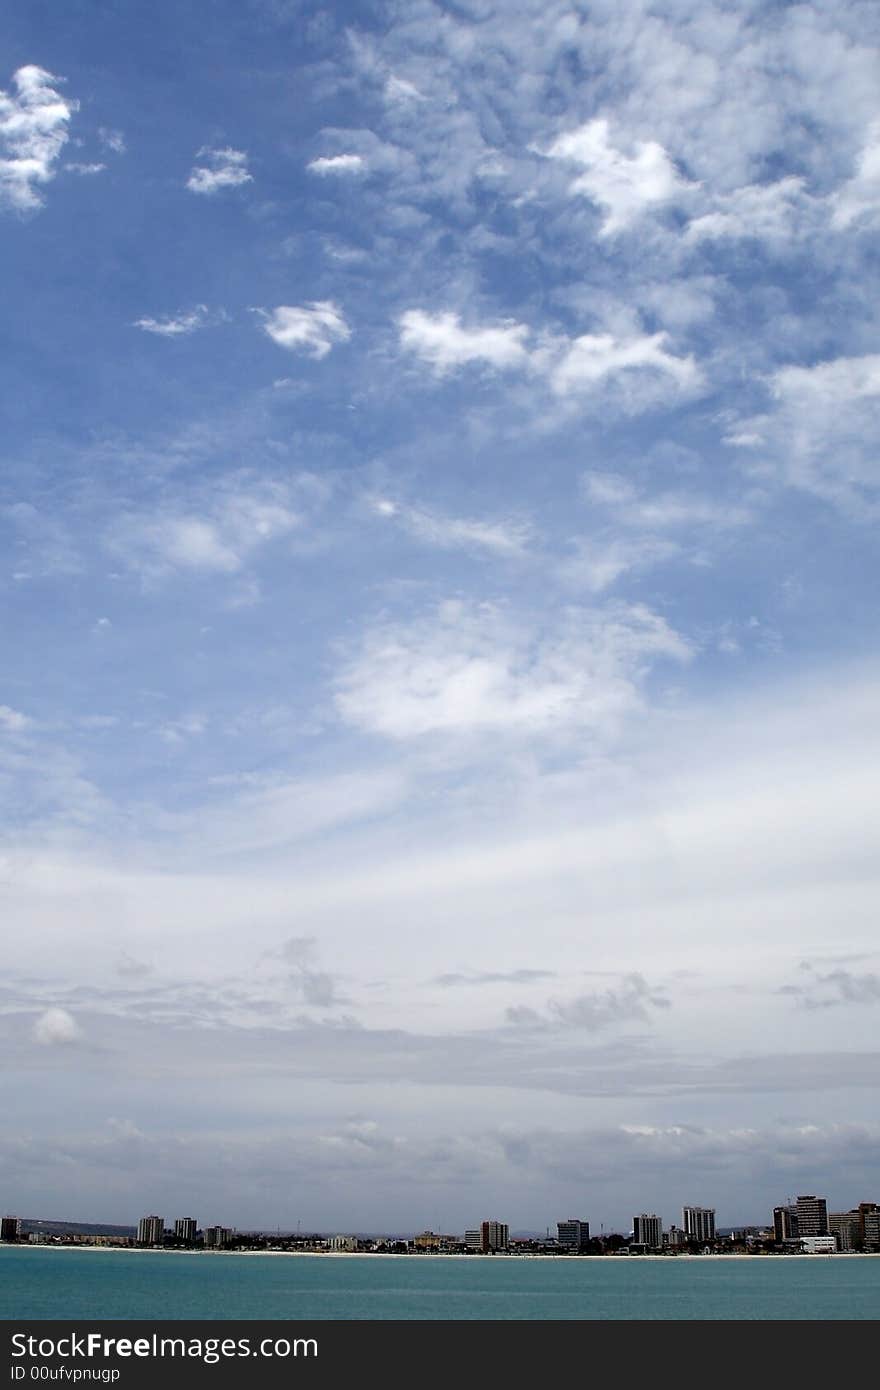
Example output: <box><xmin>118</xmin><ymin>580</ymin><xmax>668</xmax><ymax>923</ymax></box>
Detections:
<box><xmin>2</xmin><ymin>1248</ymin><xmax>878</xmax><ymax>1320</ymax></box>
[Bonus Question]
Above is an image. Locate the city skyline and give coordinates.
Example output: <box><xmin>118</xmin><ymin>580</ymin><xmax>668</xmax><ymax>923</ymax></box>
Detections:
<box><xmin>5</xmin><ymin>1192</ymin><xmax>880</xmax><ymax>1248</ymax></box>
<box><xmin>2</xmin><ymin>0</ymin><xmax>879</xmax><ymax>1230</ymax></box>
<box><xmin>5</xmin><ymin>1189</ymin><xmax>879</xmax><ymax>1254</ymax></box>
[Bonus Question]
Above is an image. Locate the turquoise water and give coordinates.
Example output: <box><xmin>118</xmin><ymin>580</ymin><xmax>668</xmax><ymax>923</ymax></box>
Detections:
<box><xmin>1</xmin><ymin>1248</ymin><xmax>878</xmax><ymax>1320</ymax></box>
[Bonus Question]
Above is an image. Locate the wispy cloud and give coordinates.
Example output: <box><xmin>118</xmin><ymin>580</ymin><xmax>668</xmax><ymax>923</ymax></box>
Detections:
<box><xmin>686</xmin><ymin>177</ymin><xmax>809</xmax><ymax>244</ymax></box>
<box><xmin>186</xmin><ymin>146</ymin><xmax>252</xmax><ymax>195</ymax></box>
<box><xmin>383</xmin><ymin>75</ymin><xmax>423</xmax><ymax>104</ymax></box>
<box><xmin>433</xmin><ymin>970</ymin><xmax>555</xmax><ymax>988</ymax></box>
<box><xmin>829</xmin><ymin>121</ymin><xmax>880</xmax><ymax>230</ymax></box>
<box><xmin>65</xmin><ymin>161</ymin><xmax>106</xmax><ymax>176</ymax></box>
<box><xmin>371</xmin><ymin>499</ymin><xmax>530</xmax><ymax>556</ymax></box>
<box><xmin>115</xmin><ymin>516</ymin><xmax>240</xmax><ymax>573</ymax></box>
<box><xmin>270</xmin><ymin>936</ymin><xmax>341</xmax><ymax>1008</ymax></box>
<box><xmin>106</xmin><ymin>481</ymin><xmax>301</xmax><ymax>581</ymax></box>
<box><xmin>2</xmin><ymin>501</ymin><xmax>82</xmax><ymax>579</ymax></box>
<box><xmin>98</xmin><ymin>127</ymin><xmax>126</xmax><ymax>155</ymax></box>
<box><xmin>0</xmin><ymin>704</ymin><xmax>31</xmax><ymax>732</ymax></box>
<box><xmin>781</xmin><ymin>965</ymin><xmax>880</xmax><ymax>1011</ymax></box>
<box><xmin>736</xmin><ymin>354</ymin><xmax>880</xmax><ymax>510</ymax></box>
<box><xmin>0</xmin><ymin>65</ymin><xmax>77</xmax><ymax>211</ymax></box>
<box><xmin>116</xmin><ymin>954</ymin><xmax>152</xmax><ymax>980</ymax></box>
<box><xmin>162</xmin><ymin>767</ymin><xmax>409</xmax><ymax>859</ymax></box>
<box><xmin>133</xmin><ymin>305</ymin><xmax>212</xmax><ymax>337</ymax></box>
<box><xmin>559</xmin><ymin>537</ymin><xmax>680</xmax><ymax>594</ymax></box>
<box><xmin>507</xmin><ymin>974</ymin><xmax>670</xmax><ymax>1032</ymax></box>
<box><xmin>258</xmin><ymin>302</ymin><xmax>351</xmax><ymax>358</ymax></box>
<box><xmin>582</xmin><ymin>472</ymin><xmax>751</xmax><ymax>530</ymax></box>
<box><xmin>335</xmin><ymin>599</ymin><xmax>689</xmax><ymax>741</ymax></box>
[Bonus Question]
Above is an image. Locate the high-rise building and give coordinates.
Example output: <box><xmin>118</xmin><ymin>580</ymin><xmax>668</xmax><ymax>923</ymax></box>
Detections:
<box><xmin>633</xmin><ymin>1214</ymin><xmax>662</xmax><ymax>1249</ymax></box>
<box><xmin>682</xmin><ymin>1207</ymin><xmax>716</xmax><ymax>1243</ymax></box>
<box><xmin>773</xmin><ymin>1206</ymin><xmax>798</xmax><ymax>1242</ymax></box>
<box><xmin>174</xmin><ymin>1218</ymin><xmax>197</xmax><ymax>1244</ymax></box>
<box><xmin>466</xmin><ymin>1221</ymin><xmax>508</xmax><ymax>1252</ymax></box>
<box><xmin>136</xmin><ymin>1215</ymin><xmax>164</xmax><ymax>1246</ymax></box>
<box><xmin>203</xmin><ymin>1225</ymin><xmax>232</xmax><ymax>1249</ymax></box>
<box><xmin>794</xmin><ymin>1195</ymin><xmax>828</xmax><ymax>1237</ymax></box>
<box><xmin>857</xmin><ymin>1203</ymin><xmax>879</xmax><ymax>1251</ymax></box>
<box><xmin>0</xmin><ymin>1216</ymin><xmax>21</xmax><ymax>1242</ymax></box>
<box><xmin>480</xmin><ymin>1221</ymin><xmax>509</xmax><ymax>1253</ymax></box>
<box><xmin>828</xmin><ymin>1212</ymin><xmax>859</xmax><ymax>1251</ymax></box>
<box><xmin>557</xmin><ymin>1219</ymin><xmax>590</xmax><ymax>1252</ymax></box>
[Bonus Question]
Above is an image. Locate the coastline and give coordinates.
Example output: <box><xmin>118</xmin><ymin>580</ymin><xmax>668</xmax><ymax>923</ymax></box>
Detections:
<box><xmin>6</xmin><ymin>1245</ymin><xmax>879</xmax><ymax>1260</ymax></box>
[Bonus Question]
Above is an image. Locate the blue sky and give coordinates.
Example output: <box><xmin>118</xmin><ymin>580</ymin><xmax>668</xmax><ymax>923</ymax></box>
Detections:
<box><xmin>1</xmin><ymin>0</ymin><xmax>879</xmax><ymax>1232</ymax></box>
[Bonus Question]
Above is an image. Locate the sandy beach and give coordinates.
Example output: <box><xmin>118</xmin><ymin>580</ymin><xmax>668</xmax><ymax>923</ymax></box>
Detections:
<box><xmin>10</xmin><ymin>1244</ymin><xmax>879</xmax><ymax>1260</ymax></box>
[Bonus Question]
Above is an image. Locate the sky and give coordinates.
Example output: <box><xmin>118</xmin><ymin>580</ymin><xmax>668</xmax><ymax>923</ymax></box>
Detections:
<box><xmin>1</xmin><ymin>0</ymin><xmax>879</xmax><ymax>1235</ymax></box>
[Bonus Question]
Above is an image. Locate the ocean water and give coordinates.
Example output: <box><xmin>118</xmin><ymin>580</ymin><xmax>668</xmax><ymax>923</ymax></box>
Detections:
<box><xmin>1</xmin><ymin>1248</ymin><xmax>878</xmax><ymax>1321</ymax></box>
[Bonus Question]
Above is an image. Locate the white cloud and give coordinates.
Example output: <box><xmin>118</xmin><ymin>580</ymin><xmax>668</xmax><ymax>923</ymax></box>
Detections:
<box><xmin>550</xmin><ymin>331</ymin><xmax>701</xmax><ymax>397</ymax></box>
<box><xmin>583</xmin><ymin>473</ymin><xmax>637</xmax><ymax>509</ymax></box>
<box><xmin>133</xmin><ymin>305</ymin><xmax>211</xmax><ymax>337</ymax></box>
<box><xmin>397</xmin><ymin>311</ymin><xmax>701</xmax><ymax>413</ymax></box>
<box><xmin>0</xmin><ymin>704</ymin><xmax>30</xmax><ymax>732</ymax></box>
<box><xmin>559</xmin><ymin>537</ymin><xmax>680</xmax><ymax>594</ymax></box>
<box><xmin>332</xmin><ymin>0</ymin><xmax>880</xmax><ymax>254</ymax></box>
<box><xmin>33</xmin><ymin>1007</ymin><xmax>81</xmax><ymax>1046</ymax></box>
<box><xmin>305</xmin><ymin>127</ymin><xmax>412</xmax><ymax>180</ymax></box>
<box><xmin>723</xmin><ymin>431</ymin><xmax>764</xmax><ymax>448</ymax></box>
<box><xmin>545</xmin><ymin>118</ymin><xmax>691</xmax><ymax>235</ymax></box>
<box><xmin>128</xmin><ymin>518</ymin><xmax>240</xmax><ymax>573</ymax></box>
<box><xmin>637</xmin><ymin>276</ymin><xmax>719</xmax><ymax>331</ymax></box>
<box><xmin>559</xmin><ymin>470</ymin><xmax>750</xmax><ymax>594</ymax></box>
<box><xmin>686</xmin><ymin>176</ymin><xmax>808</xmax><ymax>244</ymax></box>
<box><xmin>373</xmin><ymin>499</ymin><xmax>529</xmax><ymax>555</ymax></box>
<box><xmin>107</xmin><ymin>484</ymin><xmax>300</xmax><ymax>580</ymax></box>
<box><xmin>830</xmin><ymin>121</ymin><xmax>880</xmax><ymax>230</ymax></box>
<box><xmin>335</xmin><ymin>599</ymin><xmax>689</xmax><ymax>741</ymax></box>
<box><xmin>774</xmin><ymin>355</ymin><xmax>880</xmax><ymax>404</ymax></box>
<box><xmin>740</xmin><ymin>354</ymin><xmax>880</xmax><ymax>509</ymax></box>
<box><xmin>307</xmin><ymin>153</ymin><xmax>366</xmax><ymax>176</ymax></box>
<box><xmin>174</xmin><ymin>768</ymin><xmax>409</xmax><ymax>858</ymax></box>
<box><xmin>186</xmin><ymin>146</ymin><xmax>252</xmax><ymax>195</ymax></box>
<box><xmin>98</xmin><ymin>127</ymin><xmax>125</xmax><ymax>154</ymax></box>
<box><xmin>158</xmin><ymin>714</ymin><xmax>206</xmax><ymax>746</ymax></box>
<box><xmin>66</xmin><ymin>161</ymin><xmax>106</xmax><ymax>176</ymax></box>
<box><xmin>398</xmin><ymin>310</ymin><xmax>530</xmax><ymax>373</ymax></box>
<box><xmin>384</xmin><ymin>75</ymin><xmax>423</xmax><ymax>104</ymax></box>
<box><xmin>583</xmin><ymin>472</ymin><xmax>751</xmax><ymax>529</ymax></box>
<box><xmin>0</xmin><ymin>65</ymin><xmax>77</xmax><ymax>212</ymax></box>
<box><xmin>259</xmin><ymin>302</ymin><xmax>351</xmax><ymax>359</ymax></box>
<box><xmin>321</xmin><ymin>236</ymin><xmax>368</xmax><ymax>264</ymax></box>
<box><xmin>2</xmin><ymin>501</ymin><xmax>81</xmax><ymax>577</ymax></box>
